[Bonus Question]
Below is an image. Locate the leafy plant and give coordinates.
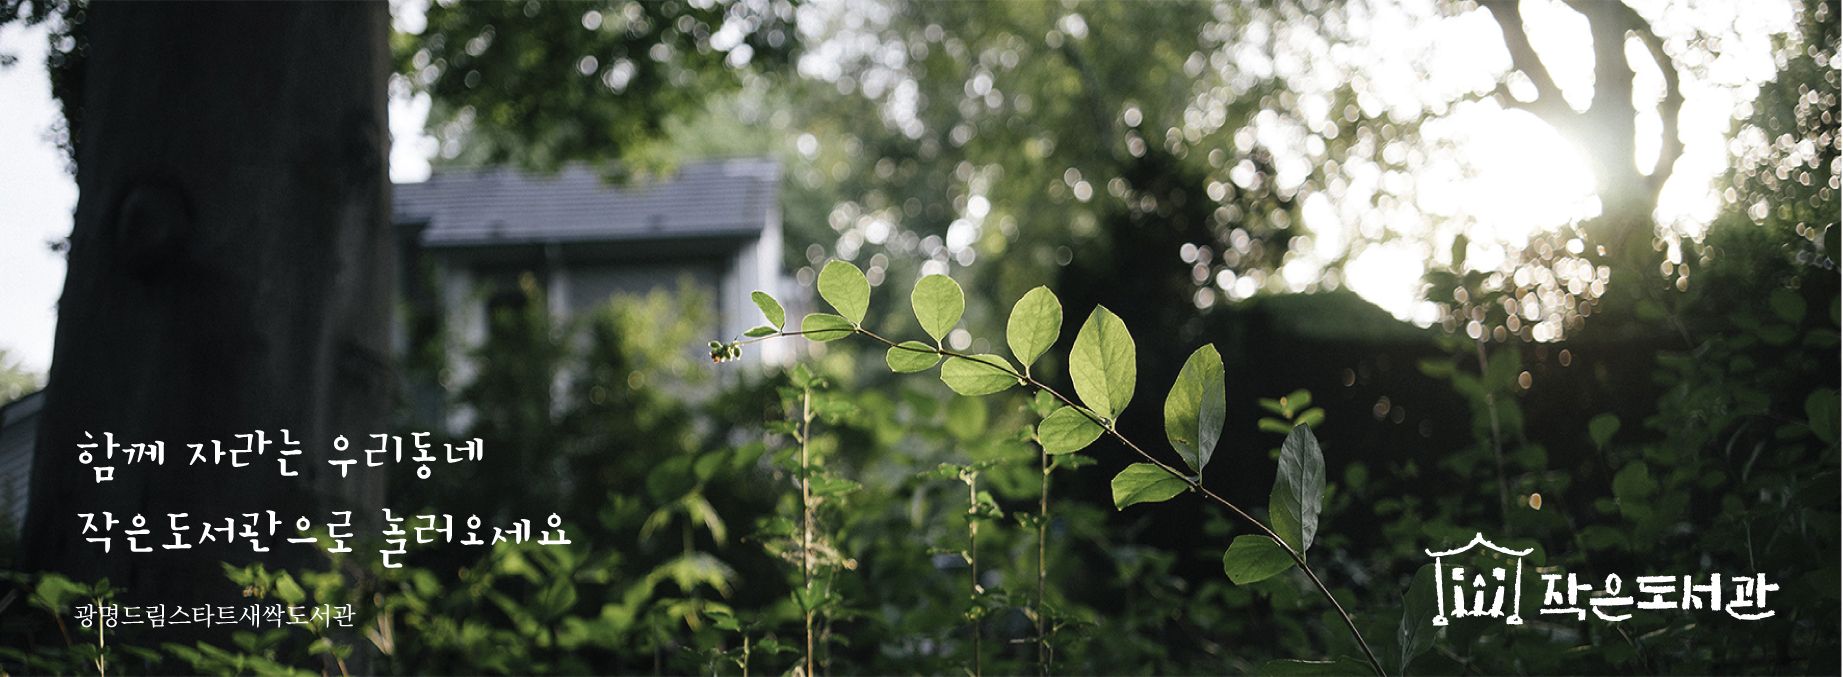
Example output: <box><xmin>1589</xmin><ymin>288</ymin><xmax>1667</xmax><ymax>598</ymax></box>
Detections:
<box><xmin>724</xmin><ymin>262</ymin><xmax>1387</xmax><ymax>675</ymax></box>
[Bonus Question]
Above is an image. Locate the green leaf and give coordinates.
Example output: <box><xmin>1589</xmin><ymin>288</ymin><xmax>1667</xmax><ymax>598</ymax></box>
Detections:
<box><xmin>800</xmin><ymin>313</ymin><xmax>855</xmax><ymax>342</ymax></box>
<box><xmin>1111</xmin><ymin>463</ymin><xmax>1187</xmax><ymax>509</ymax></box>
<box><xmin>1588</xmin><ymin>413</ymin><xmax>1620</xmax><ymax>449</ymax></box>
<box><xmin>1417</xmin><ymin>358</ymin><xmax>1456</xmax><ymax>379</ymax></box>
<box><xmin>945</xmin><ymin>396</ymin><xmax>987</xmax><ymax>441</ymax></box>
<box><xmin>274</xmin><ymin>573</ymin><xmax>307</xmax><ymax>606</ymax></box>
<box><xmin>1612</xmin><ymin>461</ymin><xmax>1656</xmax><ymax>499</ymax></box>
<box><xmin>743</xmin><ymin>325</ymin><xmax>778</xmax><ymax>338</ymax></box>
<box><xmin>1007</xmin><ymin>286</ymin><xmax>1063</xmax><ymax>368</ymax></box>
<box><xmin>1164</xmin><ymin>344</ymin><xmax>1226</xmax><ymax>475</ymax></box>
<box><xmin>1070</xmin><ymin>306</ymin><xmax>1136</xmax><ymax>419</ymax></box>
<box><xmin>1270</xmin><ymin>491</ymin><xmax>1302</xmax><ymax>553</ymax></box>
<box><xmin>1223</xmin><ymin>535</ymin><xmax>1295</xmax><ymax>585</ymax></box>
<box><xmin>1396</xmin><ymin>564</ymin><xmax>1438</xmax><ymax>675</ymax></box>
<box><xmin>1258</xmin><ymin>657</ymin><xmax>1376</xmax><ymax>676</ymax></box>
<box><xmin>1295</xmin><ymin>408</ymin><xmax>1326</xmax><ymax>429</ymax></box>
<box><xmin>817</xmin><ymin>260</ymin><xmax>870</xmax><ymax>324</ymax></box>
<box><xmin>1770</xmin><ymin>288</ymin><xmax>1807</xmax><ymax>323</ymax></box>
<box><xmin>911</xmin><ymin>274</ymin><xmax>964</xmax><ymax>342</ymax></box>
<box><xmin>1258</xmin><ymin>418</ymin><xmax>1294</xmax><ymax>434</ymax></box>
<box><xmin>1281</xmin><ymin>389</ymin><xmax>1312</xmax><ymax>418</ymax></box>
<box><xmin>1270</xmin><ymin>425</ymin><xmax>1325</xmax><ymax>553</ymax></box>
<box><xmin>886</xmin><ymin>341</ymin><xmax>942</xmax><ymax>372</ymax></box>
<box><xmin>1807</xmin><ymin>388</ymin><xmax>1839</xmax><ymax>444</ymax></box>
<box><xmin>1038</xmin><ymin>407</ymin><xmax>1104</xmax><ymax>454</ymax></box>
<box><xmin>940</xmin><ymin>354</ymin><xmax>1018</xmax><ymax>396</ymax></box>
<box><xmin>751</xmin><ymin>291</ymin><xmax>785</xmax><ymax>329</ymax></box>
<box><xmin>810</xmin><ymin>475</ymin><xmax>861</xmax><ymax>497</ymax></box>
<box><xmin>1258</xmin><ymin>398</ymin><xmax>1287</xmax><ymax>415</ymax></box>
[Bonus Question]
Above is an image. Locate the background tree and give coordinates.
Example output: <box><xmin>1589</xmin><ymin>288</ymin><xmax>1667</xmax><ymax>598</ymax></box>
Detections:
<box><xmin>16</xmin><ymin>1</ymin><xmax>397</xmax><ymax>642</ymax></box>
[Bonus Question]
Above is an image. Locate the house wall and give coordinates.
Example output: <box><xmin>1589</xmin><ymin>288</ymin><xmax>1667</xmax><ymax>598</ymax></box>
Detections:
<box><xmin>0</xmin><ymin>391</ymin><xmax>42</xmax><ymax>533</ymax></box>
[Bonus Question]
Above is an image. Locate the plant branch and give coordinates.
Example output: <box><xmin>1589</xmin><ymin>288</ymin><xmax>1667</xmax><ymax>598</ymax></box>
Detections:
<box><xmin>847</xmin><ymin>327</ymin><xmax>1387</xmax><ymax>676</ymax></box>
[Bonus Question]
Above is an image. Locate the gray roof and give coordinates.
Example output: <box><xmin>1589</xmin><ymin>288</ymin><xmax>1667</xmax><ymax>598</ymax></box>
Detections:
<box><xmin>394</xmin><ymin>157</ymin><xmax>781</xmax><ymax>248</ymax></box>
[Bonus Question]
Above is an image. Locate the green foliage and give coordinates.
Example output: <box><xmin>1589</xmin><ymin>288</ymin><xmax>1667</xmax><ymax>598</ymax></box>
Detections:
<box><xmin>0</xmin><ymin>348</ymin><xmax>40</xmax><ymax>407</ymax></box>
<box><xmin>1271</xmin><ymin>425</ymin><xmax>1326</xmax><ymax>554</ymax></box>
<box><xmin>1393</xmin><ymin>566</ymin><xmax>1438</xmax><ymax>676</ymax></box>
<box><xmin>1069</xmin><ymin>307</ymin><xmax>1137</xmax><ymax>421</ymax></box>
<box><xmin>1164</xmin><ymin>344</ymin><xmax>1226</xmax><ymax>475</ymax></box>
<box><xmin>816</xmin><ymin>260</ymin><xmax>870</xmax><ymax>325</ymax></box>
<box><xmin>1006</xmin><ymin>286</ymin><xmax>1063</xmax><ymax>370</ymax></box>
<box><xmin>1223</xmin><ymin>536</ymin><xmax>1296</xmax><ymax>585</ymax></box>
<box><xmin>405</xmin><ymin>0</ymin><xmax>795</xmax><ymax>170</ymax></box>
<box><xmin>910</xmin><ymin>274</ymin><xmax>965</xmax><ymax>343</ymax></box>
<box><xmin>740</xmin><ymin>265</ymin><xmax>1385</xmax><ymax>674</ymax></box>
<box><xmin>1109</xmin><ymin>463</ymin><xmax>1187</xmax><ymax>510</ymax></box>
<box><xmin>939</xmin><ymin>354</ymin><xmax>1018</xmax><ymax>396</ymax></box>
<box><xmin>751</xmin><ymin>291</ymin><xmax>785</xmax><ymax>330</ymax></box>
<box><xmin>798</xmin><ymin>313</ymin><xmax>853</xmax><ymax>342</ymax></box>
<box><xmin>1037</xmin><ymin>407</ymin><xmax>1103</xmax><ymax>455</ymax></box>
<box><xmin>884</xmin><ymin>341</ymin><xmax>941</xmax><ymax>373</ymax></box>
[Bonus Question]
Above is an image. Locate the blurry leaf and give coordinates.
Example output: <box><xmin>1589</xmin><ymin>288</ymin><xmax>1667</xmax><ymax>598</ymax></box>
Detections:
<box><xmin>1397</xmin><ymin>565</ymin><xmax>1438</xmax><ymax>675</ymax></box>
<box><xmin>886</xmin><ymin>341</ymin><xmax>942</xmax><ymax>373</ymax></box>
<box><xmin>945</xmin><ymin>396</ymin><xmax>988</xmax><ymax>441</ymax></box>
<box><xmin>810</xmin><ymin>475</ymin><xmax>861</xmax><ymax>497</ymax></box>
<box><xmin>1578</xmin><ymin>525</ymin><xmax>1629</xmax><ymax>551</ymax></box>
<box><xmin>1484</xmin><ymin>348</ymin><xmax>1520</xmax><ymax>389</ymax></box>
<box><xmin>1296</xmin><ymin>408</ymin><xmax>1326</xmax><ymax>429</ymax></box>
<box><xmin>1070</xmin><ymin>306</ymin><xmax>1136</xmax><ymax>419</ymax></box>
<box><xmin>647</xmin><ymin>456</ymin><xmax>695</xmax><ymax>502</ymax></box>
<box><xmin>919</xmin><ymin>463</ymin><xmax>966</xmax><ymax>480</ymax></box>
<box><xmin>1282</xmin><ymin>389</ymin><xmax>1312</xmax><ymax>418</ymax></box>
<box><xmin>1258</xmin><ymin>398</ymin><xmax>1287</xmax><ymax>415</ymax></box>
<box><xmin>817</xmin><ymin>261</ymin><xmax>869</xmax><ymax>324</ymax></box>
<box><xmin>743</xmin><ymin>325</ymin><xmax>777</xmax><ymax>338</ymax></box>
<box><xmin>1807</xmin><ymin>388</ymin><xmax>1839</xmax><ymax>444</ymax></box>
<box><xmin>1259</xmin><ymin>418</ymin><xmax>1294</xmax><ymax>434</ymax></box>
<box><xmin>1770</xmin><ymin>288</ymin><xmax>1807</xmax><ymax>323</ymax></box>
<box><xmin>1164</xmin><ymin>344</ymin><xmax>1226</xmax><ymax>475</ymax></box>
<box><xmin>800</xmin><ymin>313</ymin><xmax>855</xmax><ymax>342</ymax></box>
<box><xmin>751</xmin><ymin>291</ymin><xmax>785</xmax><ymax>329</ymax></box>
<box><xmin>1758</xmin><ymin>324</ymin><xmax>1796</xmax><ymax>346</ymax></box>
<box><xmin>1635</xmin><ymin>299</ymin><xmax>1667</xmax><ymax>321</ymax></box>
<box><xmin>1223</xmin><ymin>535</ymin><xmax>1295</xmax><ymax>585</ymax></box>
<box><xmin>1111</xmin><ymin>463</ymin><xmax>1187</xmax><ymax>509</ymax></box>
<box><xmin>1259</xmin><ymin>657</ymin><xmax>1376</xmax><ymax>675</ymax></box>
<box><xmin>1612</xmin><ymin>461</ymin><xmax>1656</xmax><ymax>499</ymax></box>
<box><xmin>1588</xmin><ymin>413</ymin><xmax>1620</xmax><ymax>449</ymax></box>
<box><xmin>695</xmin><ymin>450</ymin><xmax>729</xmax><ymax>482</ymax></box>
<box><xmin>940</xmin><ymin>354</ymin><xmax>1017</xmax><ymax>396</ymax></box>
<box><xmin>1039</xmin><ymin>407</ymin><xmax>1104</xmax><ymax>455</ymax></box>
<box><xmin>1417</xmin><ymin>358</ymin><xmax>1456</xmax><ymax>379</ymax></box>
<box><xmin>1007</xmin><ymin>286</ymin><xmax>1063</xmax><ymax>368</ymax></box>
<box><xmin>274</xmin><ymin>573</ymin><xmax>307</xmax><ymax>607</ymax></box>
<box><xmin>911</xmin><ymin>274</ymin><xmax>965</xmax><ymax>342</ymax></box>
<box><xmin>1270</xmin><ymin>425</ymin><xmax>1325</xmax><ymax>553</ymax></box>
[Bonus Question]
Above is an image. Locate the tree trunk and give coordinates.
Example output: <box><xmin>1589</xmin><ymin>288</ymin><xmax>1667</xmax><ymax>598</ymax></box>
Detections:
<box><xmin>1481</xmin><ymin>0</ymin><xmax>1684</xmax><ymax>266</ymax></box>
<box><xmin>22</xmin><ymin>0</ymin><xmax>392</xmax><ymax>638</ymax></box>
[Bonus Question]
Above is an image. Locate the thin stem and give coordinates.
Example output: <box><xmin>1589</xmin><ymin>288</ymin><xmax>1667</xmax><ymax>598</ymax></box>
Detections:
<box><xmin>968</xmin><ymin>474</ymin><xmax>982</xmax><ymax>677</ymax></box>
<box><xmin>801</xmin><ymin>385</ymin><xmax>816</xmax><ymax>677</ymax></box>
<box><xmin>1037</xmin><ymin>448</ymin><xmax>1049</xmax><ymax>676</ymax></box>
<box><xmin>849</xmin><ymin>328</ymin><xmax>1387</xmax><ymax>676</ymax></box>
<box><xmin>1474</xmin><ymin>338</ymin><xmax>1512</xmax><ymax>533</ymax></box>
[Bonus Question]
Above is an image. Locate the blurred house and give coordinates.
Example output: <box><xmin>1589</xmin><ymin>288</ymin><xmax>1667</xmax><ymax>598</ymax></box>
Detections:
<box><xmin>0</xmin><ymin>390</ymin><xmax>40</xmax><ymax>534</ymax></box>
<box><xmin>0</xmin><ymin>158</ymin><xmax>789</xmax><ymax>528</ymax></box>
<box><xmin>394</xmin><ymin>156</ymin><xmax>785</xmax><ymax>351</ymax></box>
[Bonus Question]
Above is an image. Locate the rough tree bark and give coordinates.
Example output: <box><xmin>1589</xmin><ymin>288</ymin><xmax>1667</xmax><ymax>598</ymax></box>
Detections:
<box><xmin>21</xmin><ymin>0</ymin><xmax>392</xmax><ymax>632</ymax></box>
<box><xmin>1481</xmin><ymin>0</ymin><xmax>1685</xmax><ymax>264</ymax></box>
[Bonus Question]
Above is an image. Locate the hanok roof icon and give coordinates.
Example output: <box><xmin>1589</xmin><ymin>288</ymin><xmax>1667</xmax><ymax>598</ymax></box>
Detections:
<box><xmin>1424</xmin><ymin>533</ymin><xmax>1533</xmax><ymax>626</ymax></box>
